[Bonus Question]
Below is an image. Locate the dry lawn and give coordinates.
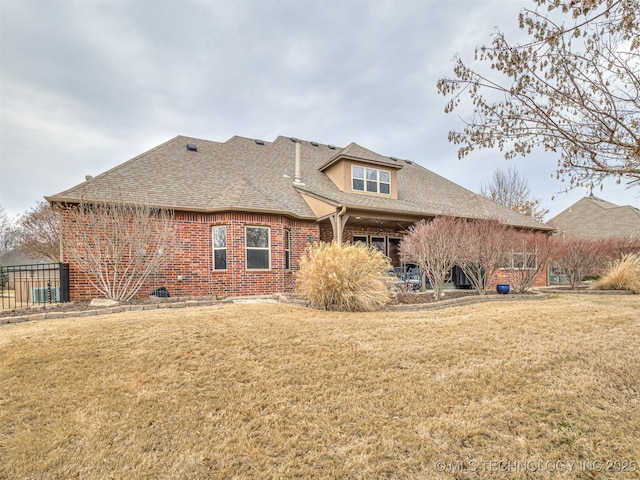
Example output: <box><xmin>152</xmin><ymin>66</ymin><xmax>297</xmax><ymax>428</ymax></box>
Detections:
<box><xmin>1</xmin><ymin>294</ymin><xmax>639</xmax><ymax>479</ymax></box>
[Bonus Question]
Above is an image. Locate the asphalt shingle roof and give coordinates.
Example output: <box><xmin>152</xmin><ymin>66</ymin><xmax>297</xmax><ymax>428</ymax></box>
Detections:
<box><xmin>47</xmin><ymin>135</ymin><xmax>552</xmax><ymax>231</ymax></box>
<box><xmin>547</xmin><ymin>196</ymin><xmax>640</xmax><ymax>239</ymax></box>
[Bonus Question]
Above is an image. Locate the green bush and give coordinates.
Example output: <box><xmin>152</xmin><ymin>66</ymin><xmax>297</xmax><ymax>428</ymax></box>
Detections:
<box><xmin>0</xmin><ymin>264</ymin><xmax>8</xmax><ymax>289</ymax></box>
<box><xmin>296</xmin><ymin>241</ymin><xmax>393</xmax><ymax>311</ymax></box>
<box><xmin>582</xmin><ymin>275</ymin><xmax>601</xmax><ymax>282</ymax></box>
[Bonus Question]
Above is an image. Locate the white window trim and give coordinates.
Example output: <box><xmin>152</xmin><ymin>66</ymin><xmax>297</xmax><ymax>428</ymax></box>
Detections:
<box><xmin>501</xmin><ymin>251</ymin><xmax>538</xmax><ymax>270</ymax></box>
<box><xmin>245</xmin><ymin>226</ymin><xmax>271</xmax><ymax>270</ymax></box>
<box><xmin>284</xmin><ymin>229</ymin><xmax>291</xmax><ymax>270</ymax></box>
<box><xmin>351</xmin><ymin>165</ymin><xmax>391</xmax><ymax>195</ymax></box>
<box><xmin>212</xmin><ymin>225</ymin><xmax>227</xmax><ymax>271</ymax></box>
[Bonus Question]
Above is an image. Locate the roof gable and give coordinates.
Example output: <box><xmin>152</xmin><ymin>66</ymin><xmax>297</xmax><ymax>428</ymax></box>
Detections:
<box><xmin>319</xmin><ymin>143</ymin><xmax>403</xmax><ymax>171</ymax></box>
<box><xmin>548</xmin><ymin>196</ymin><xmax>640</xmax><ymax>239</ymax></box>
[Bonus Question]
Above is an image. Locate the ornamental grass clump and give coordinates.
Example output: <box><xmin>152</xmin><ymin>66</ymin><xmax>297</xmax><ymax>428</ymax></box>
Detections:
<box><xmin>592</xmin><ymin>254</ymin><xmax>640</xmax><ymax>294</ymax></box>
<box><xmin>297</xmin><ymin>241</ymin><xmax>393</xmax><ymax>311</ymax></box>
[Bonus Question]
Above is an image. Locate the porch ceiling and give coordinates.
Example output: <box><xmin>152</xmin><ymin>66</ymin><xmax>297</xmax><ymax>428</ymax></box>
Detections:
<box><xmin>318</xmin><ymin>212</ymin><xmax>422</xmax><ymax>232</ymax></box>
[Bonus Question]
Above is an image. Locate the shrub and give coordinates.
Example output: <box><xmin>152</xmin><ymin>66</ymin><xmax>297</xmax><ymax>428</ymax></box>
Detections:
<box><xmin>0</xmin><ymin>263</ymin><xmax>7</xmax><ymax>288</ymax></box>
<box><xmin>592</xmin><ymin>254</ymin><xmax>640</xmax><ymax>293</ymax></box>
<box><xmin>296</xmin><ymin>241</ymin><xmax>393</xmax><ymax>311</ymax></box>
<box><xmin>456</xmin><ymin>219</ymin><xmax>511</xmax><ymax>295</ymax></box>
<box><xmin>399</xmin><ymin>216</ymin><xmax>462</xmax><ymax>299</ymax></box>
<box><xmin>548</xmin><ymin>237</ymin><xmax>609</xmax><ymax>289</ymax></box>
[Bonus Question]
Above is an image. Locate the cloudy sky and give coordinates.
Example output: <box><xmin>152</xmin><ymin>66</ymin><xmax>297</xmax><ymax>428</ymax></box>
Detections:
<box><xmin>1</xmin><ymin>0</ymin><xmax>638</xmax><ymax>220</ymax></box>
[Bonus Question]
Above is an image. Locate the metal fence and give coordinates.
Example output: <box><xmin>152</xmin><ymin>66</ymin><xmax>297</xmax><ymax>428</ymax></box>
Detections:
<box><xmin>0</xmin><ymin>263</ymin><xmax>70</xmax><ymax>310</ymax></box>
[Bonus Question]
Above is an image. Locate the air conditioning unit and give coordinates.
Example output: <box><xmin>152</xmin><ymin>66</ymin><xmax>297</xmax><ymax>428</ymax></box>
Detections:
<box><xmin>31</xmin><ymin>287</ymin><xmax>60</xmax><ymax>303</ymax></box>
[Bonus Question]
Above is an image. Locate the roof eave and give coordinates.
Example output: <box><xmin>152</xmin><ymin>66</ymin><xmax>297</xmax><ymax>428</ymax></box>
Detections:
<box><xmin>46</xmin><ymin>196</ymin><xmax>317</xmax><ymax>221</ymax></box>
<box><xmin>319</xmin><ymin>154</ymin><xmax>403</xmax><ymax>172</ymax></box>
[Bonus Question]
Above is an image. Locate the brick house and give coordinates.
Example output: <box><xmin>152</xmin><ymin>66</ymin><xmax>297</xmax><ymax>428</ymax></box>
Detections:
<box><xmin>46</xmin><ymin>135</ymin><xmax>552</xmax><ymax>300</ymax></box>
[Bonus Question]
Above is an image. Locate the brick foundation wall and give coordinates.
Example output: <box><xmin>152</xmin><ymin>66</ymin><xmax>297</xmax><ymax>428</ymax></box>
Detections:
<box><xmin>61</xmin><ymin>209</ymin><xmax>320</xmax><ymax>301</ymax></box>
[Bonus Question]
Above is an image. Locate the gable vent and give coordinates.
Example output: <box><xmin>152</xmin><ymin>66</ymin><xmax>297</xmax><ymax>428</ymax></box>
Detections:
<box><xmin>328</xmin><ymin>144</ymin><xmax>336</xmax><ymax>150</ymax></box>
<box><xmin>186</xmin><ymin>143</ymin><xmax>198</xmax><ymax>152</ymax></box>
<box><xmin>310</xmin><ymin>141</ymin><xmax>319</xmax><ymax>147</ymax></box>
<box><xmin>255</xmin><ymin>139</ymin><xmax>265</xmax><ymax>145</ymax></box>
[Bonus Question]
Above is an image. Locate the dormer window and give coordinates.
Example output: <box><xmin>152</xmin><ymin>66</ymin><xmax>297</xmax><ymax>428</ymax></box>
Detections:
<box><xmin>352</xmin><ymin>165</ymin><xmax>391</xmax><ymax>195</ymax></box>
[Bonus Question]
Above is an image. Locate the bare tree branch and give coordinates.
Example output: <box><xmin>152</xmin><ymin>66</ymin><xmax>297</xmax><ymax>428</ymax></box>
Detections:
<box><xmin>0</xmin><ymin>205</ymin><xmax>12</xmax><ymax>254</ymax></box>
<box><xmin>11</xmin><ymin>202</ymin><xmax>60</xmax><ymax>262</ymax></box>
<box><xmin>480</xmin><ymin>166</ymin><xmax>549</xmax><ymax>220</ymax></box>
<box><xmin>399</xmin><ymin>216</ymin><xmax>462</xmax><ymax>299</ymax></box>
<box><xmin>438</xmin><ymin>0</ymin><xmax>640</xmax><ymax>190</ymax></box>
<box><xmin>63</xmin><ymin>202</ymin><xmax>177</xmax><ymax>302</ymax></box>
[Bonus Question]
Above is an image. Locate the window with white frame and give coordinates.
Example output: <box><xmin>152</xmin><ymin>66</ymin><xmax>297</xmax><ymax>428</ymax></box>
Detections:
<box><xmin>351</xmin><ymin>165</ymin><xmax>391</xmax><ymax>195</ymax></box>
<box><xmin>284</xmin><ymin>230</ymin><xmax>291</xmax><ymax>270</ymax></box>
<box><xmin>246</xmin><ymin>226</ymin><xmax>270</xmax><ymax>270</ymax></box>
<box><xmin>212</xmin><ymin>226</ymin><xmax>227</xmax><ymax>270</ymax></box>
<box><xmin>504</xmin><ymin>251</ymin><xmax>537</xmax><ymax>270</ymax></box>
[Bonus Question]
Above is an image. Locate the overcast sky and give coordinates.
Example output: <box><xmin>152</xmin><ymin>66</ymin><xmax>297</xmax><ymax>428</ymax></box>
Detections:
<box><xmin>1</xmin><ymin>0</ymin><xmax>638</xmax><ymax>221</ymax></box>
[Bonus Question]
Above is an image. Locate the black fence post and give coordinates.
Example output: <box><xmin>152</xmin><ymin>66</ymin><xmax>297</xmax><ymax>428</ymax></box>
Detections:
<box><xmin>59</xmin><ymin>263</ymin><xmax>70</xmax><ymax>303</ymax></box>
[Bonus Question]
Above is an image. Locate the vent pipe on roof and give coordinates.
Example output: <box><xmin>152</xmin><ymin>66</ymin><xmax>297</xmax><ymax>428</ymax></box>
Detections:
<box><xmin>293</xmin><ymin>140</ymin><xmax>304</xmax><ymax>186</ymax></box>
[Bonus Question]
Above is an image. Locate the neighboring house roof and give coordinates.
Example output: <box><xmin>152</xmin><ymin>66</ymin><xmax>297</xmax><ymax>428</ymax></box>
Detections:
<box><xmin>547</xmin><ymin>196</ymin><xmax>640</xmax><ymax>239</ymax></box>
<box><xmin>46</xmin><ymin>135</ymin><xmax>552</xmax><ymax>231</ymax></box>
<box><xmin>0</xmin><ymin>249</ymin><xmax>52</xmax><ymax>266</ymax></box>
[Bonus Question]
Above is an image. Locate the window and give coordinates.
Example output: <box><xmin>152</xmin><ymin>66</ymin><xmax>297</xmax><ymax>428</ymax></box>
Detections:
<box><xmin>505</xmin><ymin>251</ymin><xmax>537</xmax><ymax>270</ymax></box>
<box><xmin>212</xmin><ymin>226</ymin><xmax>227</xmax><ymax>270</ymax></box>
<box><xmin>284</xmin><ymin>230</ymin><xmax>291</xmax><ymax>270</ymax></box>
<box><xmin>387</xmin><ymin>237</ymin><xmax>401</xmax><ymax>266</ymax></box>
<box><xmin>352</xmin><ymin>235</ymin><xmax>368</xmax><ymax>244</ymax></box>
<box><xmin>246</xmin><ymin>226</ymin><xmax>270</xmax><ymax>270</ymax></box>
<box><xmin>352</xmin><ymin>166</ymin><xmax>365</xmax><ymax>191</ymax></box>
<box><xmin>351</xmin><ymin>165</ymin><xmax>391</xmax><ymax>195</ymax></box>
<box><xmin>370</xmin><ymin>236</ymin><xmax>386</xmax><ymax>253</ymax></box>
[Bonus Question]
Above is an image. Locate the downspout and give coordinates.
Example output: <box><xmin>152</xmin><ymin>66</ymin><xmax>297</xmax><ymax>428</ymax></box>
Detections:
<box><xmin>58</xmin><ymin>208</ymin><xmax>64</xmax><ymax>263</ymax></box>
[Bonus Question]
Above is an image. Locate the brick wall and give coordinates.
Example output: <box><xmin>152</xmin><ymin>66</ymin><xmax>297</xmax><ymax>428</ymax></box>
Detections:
<box><xmin>61</xmin><ymin>209</ymin><xmax>320</xmax><ymax>301</ymax></box>
<box><xmin>491</xmin><ymin>267</ymin><xmax>548</xmax><ymax>290</ymax></box>
<box><xmin>61</xmin><ymin>206</ymin><xmax>547</xmax><ymax>301</ymax></box>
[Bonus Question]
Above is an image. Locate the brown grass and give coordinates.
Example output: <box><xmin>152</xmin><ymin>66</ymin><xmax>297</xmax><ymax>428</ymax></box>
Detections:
<box><xmin>592</xmin><ymin>254</ymin><xmax>640</xmax><ymax>294</ymax></box>
<box><xmin>1</xmin><ymin>295</ymin><xmax>639</xmax><ymax>479</ymax></box>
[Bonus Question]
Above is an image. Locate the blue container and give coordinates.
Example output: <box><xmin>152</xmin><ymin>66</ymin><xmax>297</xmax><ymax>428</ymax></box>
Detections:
<box><xmin>496</xmin><ymin>284</ymin><xmax>510</xmax><ymax>294</ymax></box>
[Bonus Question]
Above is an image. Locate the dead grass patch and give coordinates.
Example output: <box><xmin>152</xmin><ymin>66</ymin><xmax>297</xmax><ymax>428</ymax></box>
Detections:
<box><xmin>1</xmin><ymin>295</ymin><xmax>639</xmax><ymax>479</ymax></box>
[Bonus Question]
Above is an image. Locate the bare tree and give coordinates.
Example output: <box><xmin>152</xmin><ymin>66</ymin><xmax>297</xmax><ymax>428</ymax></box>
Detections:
<box><xmin>480</xmin><ymin>166</ymin><xmax>549</xmax><ymax>221</ymax></box>
<box><xmin>437</xmin><ymin>0</ymin><xmax>640</xmax><ymax>190</ymax></box>
<box><xmin>11</xmin><ymin>201</ymin><xmax>60</xmax><ymax>262</ymax></box>
<box><xmin>0</xmin><ymin>205</ymin><xmax>12</xmax><ymax>253</ymax></box>
<box><xmin>503</xmin><ymin>230</ymin><xmax>553</xmax><ymax>293</ymax></box>
<box><xmin>399</xmin><ymin>216</ymin><xmax>462</xmax><ymax>299</ymax></box>
<box><xmin>456</xmin><ymin>219</ymin><xmax>511</xmax><ymax>295</ymax></box>
<box><xmin>549</xmin><ymin>237</ymin><xmax>609</xmax><ymax>288</ymax></box>
<box><xmin>63</xmin><ymin>202</ymin><xmax>177</xmax><ymax>301</ymax></box>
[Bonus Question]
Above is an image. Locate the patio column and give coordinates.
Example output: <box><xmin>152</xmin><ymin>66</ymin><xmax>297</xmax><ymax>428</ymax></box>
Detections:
<box><xmin>328</xmin><ymin>206</ymin><xmax>349</xmax><ymax>245</ymax></box>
